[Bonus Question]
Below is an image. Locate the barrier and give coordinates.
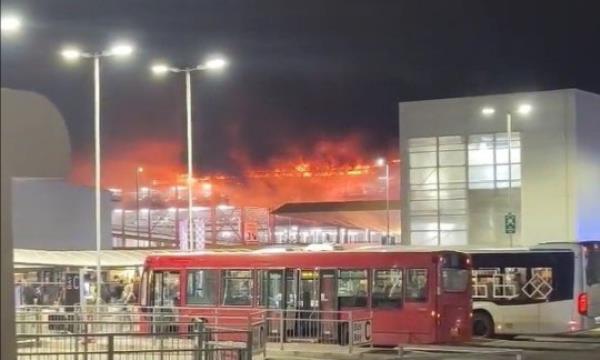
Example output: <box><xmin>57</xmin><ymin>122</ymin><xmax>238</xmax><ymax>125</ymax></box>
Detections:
<box><xmin>16</xmin><ymin>305</ymin><xmax>372</xmax><ymax>357</ymax></box>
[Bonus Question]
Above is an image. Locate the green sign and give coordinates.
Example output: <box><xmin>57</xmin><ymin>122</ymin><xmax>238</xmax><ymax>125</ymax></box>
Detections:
<box><xmin>505</xmin><ymin>213</ymin><xmax>516</xmax><ymax>234</ymax></box>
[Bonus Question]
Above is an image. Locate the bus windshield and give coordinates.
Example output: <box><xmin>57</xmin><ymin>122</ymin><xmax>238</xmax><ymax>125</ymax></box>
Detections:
<box><xmin>586</xmin><ymin>245</ymin><xmax>600</xmax><ymax>286</ymax></box>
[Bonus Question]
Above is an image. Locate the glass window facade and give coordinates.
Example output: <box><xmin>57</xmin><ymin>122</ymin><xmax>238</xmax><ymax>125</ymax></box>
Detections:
<box><xmin>408</xmin><ymin>133</ymin><xmax>521</xmax><ymax>245</ymax></box>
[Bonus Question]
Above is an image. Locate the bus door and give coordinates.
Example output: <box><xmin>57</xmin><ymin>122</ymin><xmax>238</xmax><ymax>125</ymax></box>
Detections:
<box><xmin>436</xmin><ymin>254</ymin><xmax>471</xmax><ymax>343</ymax></box>
<box><xmin>285</xmin><ymin>269</ymin><xmax>320</xmax><ymax>340</ymax></box>
<box><xmin>319</xmin><ymin>270</ymin><xmax>338</xmax><ymax>341</ymax></box>
<box><xmin>151</xmin><ymin>271</ymin><xmax>180</xmax><ymax>333</ymax></box>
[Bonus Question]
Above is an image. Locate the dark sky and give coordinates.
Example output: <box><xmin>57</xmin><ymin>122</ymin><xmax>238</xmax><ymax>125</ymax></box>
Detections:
<box><xmin>2</xmin><ymin>0</ymin><xmax>599</xmax><ymax>174</ymax></box>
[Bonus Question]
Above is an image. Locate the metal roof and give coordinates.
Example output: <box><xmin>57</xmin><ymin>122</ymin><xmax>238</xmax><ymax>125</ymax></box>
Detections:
<box><xmin>13</xmin><ymin>249</ymin><xmax>180</xmax><ymax>268</ymax></box>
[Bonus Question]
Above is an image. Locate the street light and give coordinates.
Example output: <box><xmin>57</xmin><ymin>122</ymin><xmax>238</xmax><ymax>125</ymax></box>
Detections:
<box><xmin>150</xmin><ymin>56</ymin><xmax>228</xmax><ymax>251</ymax></box>
<box><xmin>1</xmin><ymin>14</ymin><xmax>22</xmax><ymax>34</ymax></box>
<box><xmin>375</xmin><ymin>157</ymin><xmax>390</xmax><ymax>245</ymax></box>
<box><xmin>135</xmin><ymin>167</ymin><xmax>144</xmax><ymax>245</ymax></box>
<box><xmin>481</xmin><ymin>103</ymin><xmax>533</xmax><ymax>247</ymax></box>
<box><xmin>61</xmin><ymin>42</ymin><xmax>134</xmax><ymax>307</ymax></box>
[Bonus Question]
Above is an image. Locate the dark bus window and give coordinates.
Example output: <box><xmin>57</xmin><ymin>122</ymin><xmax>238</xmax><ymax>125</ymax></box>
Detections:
<box><xmin>372</xmin><ymin>269</ymin><xmax>403</xmax><ymax>308</ymax></box>
<box><xmin>153</xmin><ymin>271</ymin><xmax>180</xmax><ymax>307</ymax></box>
<box><xmin>259</xmin><ymin>270</ymin><xmax>283</xmax><ymax>309</ymax></box>
<box><xmin>222</xmin><ymin>270</ymin><xmax>253</xmax><ymax>306</ymax></box>
<box><xmin>187</xmin><ymin>270</ymin><xmax>218</xmax><ymax>305</ymax></box>
<box><xmin>406</xmin><ymin>269</ymin><xmax>428</xmax><ymax>302</ymax></box>
<box><xmin>338</xmin><ymin>270</ymin><xmax>368</xmax><ymax>307</ymax></box>
<box><xmin>442</xmin><ymin>269</ymin><xmax>469</xmax><ymax>292</ymax></box>
<box><xmin>471</xmin><ymin>251</ymin><xmax>574</xmax><ymax>303</ymax></box>
<box><xmin>586</xmin><ymin>246</ymin><xmax>600</xmax><ymax>286</ymax></box>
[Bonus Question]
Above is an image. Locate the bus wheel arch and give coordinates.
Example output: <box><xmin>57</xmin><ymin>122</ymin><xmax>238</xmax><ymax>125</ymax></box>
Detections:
<box><xmin>472</xmin><ymin>310</ymin><xmax>495</xmax><ymax>337</ymax></box>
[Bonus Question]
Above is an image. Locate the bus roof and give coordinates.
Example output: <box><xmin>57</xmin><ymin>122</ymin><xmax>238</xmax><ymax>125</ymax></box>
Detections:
<box><xmin>144</xmin><ymin>246</ymin><xmax>467</xmax><ymax>269</ymax></box>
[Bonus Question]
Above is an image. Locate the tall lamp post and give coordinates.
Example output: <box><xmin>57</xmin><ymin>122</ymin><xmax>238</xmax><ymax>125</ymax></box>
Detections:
<box><xmin>376</xmin><ymin>158</ymin><xmax>390</xmax><ymax>245</ymax></box>
<box><xmin>481</xmin><ymin>103</ymin><xmax>532</xmax><ymax>247</ymax></box>
<box><xmin>135</xmin><ymin>166</ymin><xmax>143</xmax><ymax>244</ymax></box>
<box><xmin>61</xmin><ymin>43</ymin><xmax>134</xmax><ymax>306</ymax></box>
<box><xmin>151</xmin><ymin>57</ymin><xmax>227</xmax><ymax>250</ymax></box>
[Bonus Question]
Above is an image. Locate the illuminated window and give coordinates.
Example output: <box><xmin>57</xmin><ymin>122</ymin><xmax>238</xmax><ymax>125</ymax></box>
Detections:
<box><xmin>405</xmin><ymin>269</ymin><xmax>428</xmax><ymax>302</ymax></box>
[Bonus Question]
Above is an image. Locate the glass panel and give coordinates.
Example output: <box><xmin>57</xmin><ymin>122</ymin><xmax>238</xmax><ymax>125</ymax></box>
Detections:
<box><xmin>338</xmin><ymin>270</ymin><xmax>368</xmax><ymax>307</ymax></box>
<box><xmin>263</xmin><ymin>271</ymin><xmax>283</xmax><ymax>309</ymax></box>
<box><xmin>410</xmin><ymin>231</ymin><xmax>438</xmax><ymax>246</ymax></box>
<box><xmin>442</xmin><ymin>269</ymin><xmax>469</xmax><ymax>292</ymax></box>
<box><xmin>529</xmin><ymin>267</ymin><xmax>553</xmax><ymax>300</ymax></box>
<box><xmin>187</xmin><ymin>270</ymin><xmax>217</xmax><ymax>305</ymax></box>
<box><xmin>406</xmin><ymin>269</ymin><xmax>428</xmax><ymax>302</ymax></box>
<box><xmin>439</xmin><ymin>151</ymin><xmax>465</xmax><ymax>166</ymax></box>
<box><xmin>410</xmin><ymin>168</ymin><xmax>438</xmax><ymax>185</ymax></box>
<box><xmin>410</xmin><ymin>200</ymin><xmax>438</xmax><ymax>212</ymax></box>
<box><xmin>586</xmin><ymin>247</ymin><xmax>600</xmax><ymax>286</ymax></box>
<box><xmin>410</xmin><ymin>190</ymin><xmax>437</xmax><ymax>201</ymax></box>
<box><xmin>469</xmin><ymin>165</ymin><xmax>494</xmax><ymax>183</ymax></box>
<box><xmin>222</xmin><ymin>270</ymin><xmax>253</xmax><ymax>306</ymax></box>
<box><xmin>439</xmin><ymin>189</ymin><xmax>466</xmax><ymax>199</ymax></box>
<box><xmin>439</xmin><ymin>199</ymin><xmax>467</xmax><ymax>211</ymax></box>
<box><xmin>439</xmin><ymin>167</ymin><xmax>466</xmax><ymax>183</ymax></box>
<box><xmin>372</xmin><ymin>269</ymin><xmax>403</xmax><ymax>308</ymax></box>
<box><xmin>410</xmin><ymin>152</ymin><xmax>437</xmax><ymax>168</ymax></box>
<box><xmin>410</xmin><ymin>216</ymin><xmax>439</xmax><ymax>231</ymax></box>
<box><xmin>409</xmin><ymin>137</ymin><xmax>437</xmax><ymax>152</ymax></box>
<box><xmin>440</xmin><ymin>231</ymin><xmax>468</xmax><ymax>245</ymax></box>
<box><xmin>439</xmin><ymin>215</ymin><xmax>467</xmax><ymax>230</ymax></box>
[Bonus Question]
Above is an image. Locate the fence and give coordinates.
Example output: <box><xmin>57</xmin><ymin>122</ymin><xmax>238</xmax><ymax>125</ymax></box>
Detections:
<box><xmin>16</xmin><ymin>305</ymin><xmax>372</xmax><ymax>357</ymax></box>
<box><xmin>16</xmin><ymin>305</ymin><xmax>265</xmax><ymax>360</ymax></box>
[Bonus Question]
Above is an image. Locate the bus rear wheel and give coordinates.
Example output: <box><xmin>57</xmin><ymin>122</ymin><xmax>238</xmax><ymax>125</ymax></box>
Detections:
<box><xmin>472</xmin><ymin>311</ymin><xmax>494</xmax><ymax>338</ymax></box>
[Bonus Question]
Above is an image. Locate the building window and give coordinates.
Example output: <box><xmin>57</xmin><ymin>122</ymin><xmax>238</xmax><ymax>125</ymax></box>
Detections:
<box><xmin>409</xmin><ymin>136</ymin><xmax>468</xmax><ymax>246</ymax></box>
<box><xmin>468</xmin><ymin>133</ymin><xmax>521</xmax><ymax>189</ymax></box>
<box><xmin>408</xmin><ymin>133</ymin><xmax>521</xmax><ymax>246</ymax></box>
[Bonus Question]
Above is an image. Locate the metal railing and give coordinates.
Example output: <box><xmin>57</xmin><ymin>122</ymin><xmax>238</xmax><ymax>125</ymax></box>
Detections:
<box><xmin>16</xmin><ymin>305</ymin><xmax>266</xmax><ymax>360</ymax></box>
<box><xmin>16</xmin><ymin>305</ymin><xmax>372</xmax><ymax>356</ymax></box>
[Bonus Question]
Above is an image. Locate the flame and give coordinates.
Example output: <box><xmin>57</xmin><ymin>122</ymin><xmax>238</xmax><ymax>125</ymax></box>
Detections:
<box><xmin>69</xmin><ymin>134</ymin><xmax>398</xmax><ymax>209</ymax></box>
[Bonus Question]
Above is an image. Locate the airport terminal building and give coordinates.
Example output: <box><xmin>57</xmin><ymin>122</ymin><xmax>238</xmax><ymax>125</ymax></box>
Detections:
<box><xmin>399</xmin><ymin>89</ymin><xmax>600</xmax><ymax>248</ymax></box>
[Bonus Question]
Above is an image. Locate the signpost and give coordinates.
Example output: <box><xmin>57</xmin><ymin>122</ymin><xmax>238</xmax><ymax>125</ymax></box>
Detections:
<box><xmin>504</xmin><ymin>212</ymin><xmax>516</xmax><ymax>234</ymax></box>
<box><xmin>505</xmin><ymin>212</ymin><xmax>516</xmax><ymax>247</ymax></box>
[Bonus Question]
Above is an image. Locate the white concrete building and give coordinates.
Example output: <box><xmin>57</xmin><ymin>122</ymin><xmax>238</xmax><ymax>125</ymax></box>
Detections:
<box><xmin>399</xmin><ymin>89</ymin><xmax>600</xmax><ymax>247</ymax></box>
<box><xmin>12</xmin><ymin>177</ymin><xmax>112</xmax><ymax>250</ymax></box>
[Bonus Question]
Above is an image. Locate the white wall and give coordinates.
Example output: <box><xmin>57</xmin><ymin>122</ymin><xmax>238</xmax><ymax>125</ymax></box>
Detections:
<box><xmin>12</xmin><ymin>178</ymin><xmax>112</xmax><ymax>250</ymax></box>
<box><xmin>1</xmin><ymin>88</ymin><xmax>72</xmax><ymax>360</ymax></box>
<box><xmin>399</xmin><ymin>89</ymin><xmax>599</xmax><ymax>247</ymax></box>
<box><xmin>573</xmin><ymin>90</ymin><xmax>600</xmax><ymax>241</ymax></box>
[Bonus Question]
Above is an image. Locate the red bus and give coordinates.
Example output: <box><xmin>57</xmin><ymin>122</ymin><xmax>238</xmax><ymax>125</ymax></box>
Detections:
<box><xmin>141</xmin><ymin>248</ymin><xmax>472</xmax><ymax>345</ymax></box>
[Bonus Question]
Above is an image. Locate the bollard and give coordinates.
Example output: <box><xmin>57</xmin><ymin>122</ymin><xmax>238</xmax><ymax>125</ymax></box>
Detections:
<box><xmin>348</xmin><ymin>313</ymin><xmax>353</xmax><ymax>354</ymax></box>
<box><xmin>194</xmin><ymin>320</ymin><xmax>205</xmax><ymax>360</ymax></box>
<box><xmin>246</xmin><ymin>329</ymin><xmax>253</xmax><ymax>360</ymax></box>
<box><xmin>397</xmin><ymin>346</ymin><xmax>404</xmax><ymax>359</ymax></box>
<box><xmin>279</xmin><ymin>312</ymin><xmax>285</xmax><ymax>350</ymax></box>
<box><xmin>107</xmin><ymin>334</ymin><xmax>114</xmax><ymax>360</ymax></box>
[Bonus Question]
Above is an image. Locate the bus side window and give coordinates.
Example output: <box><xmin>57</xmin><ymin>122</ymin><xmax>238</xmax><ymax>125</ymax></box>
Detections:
<box><xmin>187</xmin><ymin>270</ymin><xmax>218</xmax><ymax>305</ymax></box>
<box><xmin>338</xmin><ymin>270</ymin><xmax>368</xmax><ymax>307</ymax></box>
<box><xmin>405</xmin><ymin>269</ymin><xmax>428</xmax><ymax>302</ymax></box>
<box><xmin>222</xmin><ymin>270</ymin><xmax>253</xmax><ymax>306</ymax></box>
<box><xmin>372</xmin><ymin>269</ymin><xmax>403</xmax><ymax>308</ymax></box>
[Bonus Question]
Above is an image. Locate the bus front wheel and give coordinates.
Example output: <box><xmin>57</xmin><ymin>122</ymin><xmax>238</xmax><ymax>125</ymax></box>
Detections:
<box><xmin>472</xmin><ymin>311</ymin><xmax>494</xmax><ymax>338</ymax></box>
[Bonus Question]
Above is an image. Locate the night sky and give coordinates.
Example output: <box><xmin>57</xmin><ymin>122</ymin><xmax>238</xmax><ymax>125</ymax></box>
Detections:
<box><xmin>2</xmin><ymin>0</ymin><xmax>599</xmax><ymax>175</ymax></box>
